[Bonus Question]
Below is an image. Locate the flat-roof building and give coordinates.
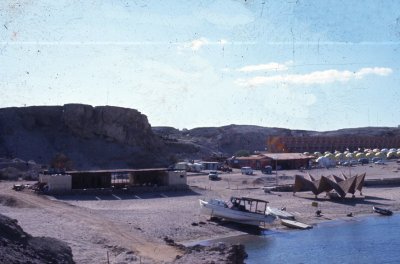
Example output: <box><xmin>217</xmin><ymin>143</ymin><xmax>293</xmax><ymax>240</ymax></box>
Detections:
<box><xmin>39</xmin><ymin>168</ymin><xmax>187</xmax><ymax>193</ymax></box>
<box><xmin>229</xmin><ymin>153</ymin><xmax>312</xmax><ymax>170</ymax></box>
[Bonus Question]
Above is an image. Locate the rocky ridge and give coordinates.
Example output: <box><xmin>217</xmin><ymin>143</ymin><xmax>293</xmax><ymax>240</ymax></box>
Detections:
<box><xmin>0</xmin><ymin>104</ymin><xmax>165</xmax><ymax>169</ymax></box>
<box><xmin>1</xmin><ymin>104</ymin><xmax>399</xmax><ymax>170</ymax></box>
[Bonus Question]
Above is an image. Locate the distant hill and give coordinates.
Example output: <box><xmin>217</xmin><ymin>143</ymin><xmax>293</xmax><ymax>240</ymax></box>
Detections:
<box><xmin>153</xmin><ymin>125</ymin><xmax>400</xmax><ymax>158</ymax></box>
<box><xmin>0</xmin><ymin>104</ymin><xmax>399</xmax><ymax>170</ymax></box>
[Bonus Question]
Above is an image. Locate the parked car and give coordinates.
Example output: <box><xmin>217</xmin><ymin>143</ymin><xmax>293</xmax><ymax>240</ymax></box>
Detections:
<box><xmin>374</xmin><ymin>160</ymin><xmax>385</xmax><ymax>165</ymax></box>
<box><xmin>12</xmin><ymin>184</ymin><xmax>24</xmax><ymax>191</ymax></box>
<box><xmin>208</xmin><ymin>171</ymin><xmax>220</xmax><ymax>180</ymax></box>
<box><xmin>358</xmin><ymin>158</ymin><xmax>369</xmax><ymax>165</ymax></box>
<box><xmin>349</xmin><ymin>160</ymin><xmax>359</xmax><ymax>166</ymax></box>
<box><xmin>261</xmin><ymin>166</ymin><xmax>273</xmax><ymax>174</ymax></box>
<box><xmin>371</xmin><ymin>157</ymin><xmax>382</xmax><ymax>163</ymax></box>
<box><xmin>341</xmin><ymin>161</ymin><xmax>350</xmax><ymax>167</ymax></box>
<box><xmin>218</xmin><ymin>165</ymin><xmax>232</xmax><ymax>172</ymax></box>
<box><xmin>241</xmin><ymin>167</ymin><xmax>253</xmax><ymax>175</ymax></box>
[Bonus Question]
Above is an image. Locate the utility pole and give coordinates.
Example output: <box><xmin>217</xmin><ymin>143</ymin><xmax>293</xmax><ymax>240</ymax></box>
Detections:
<box><xmin>275</xmin><ymin>157</ymin><xmax>278</xmax><ymax>186</ymax></box>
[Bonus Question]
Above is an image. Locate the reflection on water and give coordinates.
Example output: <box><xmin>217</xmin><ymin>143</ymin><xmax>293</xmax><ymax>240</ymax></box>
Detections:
<box><xmin>207</xmin><ymin>214</ymin><xmax>400</xmax><ymax>264</ymax></box>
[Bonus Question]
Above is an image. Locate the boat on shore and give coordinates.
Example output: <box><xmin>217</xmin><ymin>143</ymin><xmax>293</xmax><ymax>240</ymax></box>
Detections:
<box><xmin>199</xmin><ymin>197</ymin><xmax>276</xmax><ymax>227</ymax></box>
<box><xmin>280</xmin><ymin>219</ymin><xmax>312</xmax><ymax>230</ymax></box>
<box><xmin>266</xmin><ymin>206</ymin><xmax>295</xmax><ymax>220</ymax></box>
<box><xmin>373</xmin><ymin>206</ymin><xmax>393</xmax><ymax>216</ymax></box>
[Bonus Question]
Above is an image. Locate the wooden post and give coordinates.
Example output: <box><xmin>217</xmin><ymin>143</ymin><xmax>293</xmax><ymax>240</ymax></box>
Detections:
<box><xmin>275</xmin><ymin>158</ymin><xmax>278</xmax><ymax>186</ymax></box>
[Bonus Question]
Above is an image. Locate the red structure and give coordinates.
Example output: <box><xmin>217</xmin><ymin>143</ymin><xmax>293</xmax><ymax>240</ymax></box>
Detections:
<box><xmin>228</xmin><ymin>153</ymin><xmax>311</xmax><ymax>170</ymax></box>
<box><xmin>267</xmin><ymin>136</ymin><xmax>400</xmax><ymax>153</ymax></box>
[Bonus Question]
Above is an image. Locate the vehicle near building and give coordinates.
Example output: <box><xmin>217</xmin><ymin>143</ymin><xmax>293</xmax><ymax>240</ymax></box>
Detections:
<box><xmin>349</xmin><ymin>160</ymin><xmax>359</xmax><ymax>166</ymax></box>
<box><xmin>358</xmin><ymin>158</ymin><xmax>369</xmax><ymax>164</ymax></box>
<box><xmin>261</xmin><ymin>166</ymin><xmax>273</xmax><ymax>174</ymax></box>
<box><xmin>241</xmin><ymin>167</ymin><xmax>253</xmax><ymax>175</ymax></box>
<box><xmin>208</xmin><ymin>171</ymin><xmax>220</xmax><ymax>180</ymax></box>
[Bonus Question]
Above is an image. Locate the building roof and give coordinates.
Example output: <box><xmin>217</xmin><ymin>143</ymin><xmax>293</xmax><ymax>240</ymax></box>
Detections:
<box><xmin>234</xmin><ymin>153</ymin><xmax>312</xmax><ymax>161</ymax></box>
<box><xmin>235</xmin><ymin>155</ymin><xmax>270</xmax><ymax>160</ymax></box>
<box><xmin>262</xmin><ymin>153</ymin><xmax>312</xmax><ymax>160</ymax></box>
<box><xmin>66</xmin><ymin>168</ymin><xmax>167</xmax><ymax>174</ymax></box>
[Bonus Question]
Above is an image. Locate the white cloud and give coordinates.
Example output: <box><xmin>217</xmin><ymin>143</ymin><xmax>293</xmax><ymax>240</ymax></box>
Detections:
<box><xmin>237</xmin><ymin>61</ymin><xmax>293</xmax><ymax>72</ymax></box>
<box><xmin>219</xmin><ymin>39</ymin><xmax>228</xmax><ymax>45</ymax></box>
<box><xmin>189</xmin><ymin>38</ymin><xmax>209</xmax><ymax>51</ymax></box>
<box><xmin>236</xmin><ymin>67</ymin><xmax>393</xmax><ymax>87</ymax></box>
<box><xmin>355</xmin><ymin>67</ymin><xmax>393</xmax><ymax>78</ymax></box>
<box><xmin>181</xmin><ymin>38</ymin><xmax>229</xmax><ymax>51</ymax></box>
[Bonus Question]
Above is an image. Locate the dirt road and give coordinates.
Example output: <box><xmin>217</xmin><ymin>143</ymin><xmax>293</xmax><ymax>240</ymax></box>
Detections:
<box><xmin>0</xmin><ymin>182</ymin><xmax>180</xmax><ymax>263</ymax></box>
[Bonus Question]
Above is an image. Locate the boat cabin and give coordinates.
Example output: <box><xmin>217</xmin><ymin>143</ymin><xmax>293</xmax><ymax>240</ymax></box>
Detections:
<box><xmin>229</xmin><ymin>197</ymin><xmax>269</xmax><ymax>215</ymax></box>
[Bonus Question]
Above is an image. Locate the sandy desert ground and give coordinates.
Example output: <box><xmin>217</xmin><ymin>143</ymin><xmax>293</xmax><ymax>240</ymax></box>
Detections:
<box><xmin>1</xmin><ymin>160</ymin><xmax>400</xmax><ymax>263</ymax></box>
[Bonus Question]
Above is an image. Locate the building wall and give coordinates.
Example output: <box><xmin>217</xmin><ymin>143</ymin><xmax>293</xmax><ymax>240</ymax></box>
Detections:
<box><xmin>267</xmin><ymin>136</ymin><xmax>400</xmax><ymax>153</ymax></box>
<box><xmin>274</xmin><ymin>159</ymin><xmax>309</xmax><ymax>170</ymax></box>
<box><xmin>71</xmin><ymin>172</ymin><xmax>111</xmax><ymax>189</ymax></box>
<box><xmin>168</xmin><ymin>171</ymin><xmax>187</xmax><ymax>186</ymax></box>
<box><xmin>201</xmin><ymin>162</ymin><xmax>220</xmax><ymax>170</ymax></box>
<box><xmin>39</xmin><ymin>174</ymin><xmax>72</xmax><ymax>192</ymax></box>
<box><xmin>230</xmin><ymin>158</ymin><xmax>271</xmax><ymax>169</ymax></box>
<box><xmin>129</xmin><ymin>170</ymin><xmax>169</xmax><ymax>186</ymax></box>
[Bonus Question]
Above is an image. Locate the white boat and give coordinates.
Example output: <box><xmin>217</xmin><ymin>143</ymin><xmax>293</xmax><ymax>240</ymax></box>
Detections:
<box><xmin>373</xmin><ymin>206</ymin><xmax>393</xmax><ymax>216</ymax></box>
<box><xmin>280</xmin><ymin>219</ymin><xmax>312</xmax><ymax>230</ymax></box>
<box><xmin>199</xmin><ymin>197</ymin><xmax>276</xmax><ymax>227</ymax></box>
<box><xmin>266</xmin><ymin>206</ymin><xmax>295</xmax><ymax>220</ymax></box>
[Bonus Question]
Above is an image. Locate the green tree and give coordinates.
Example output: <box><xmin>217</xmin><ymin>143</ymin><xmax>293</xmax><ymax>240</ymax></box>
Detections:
<box><xmin>234</xmin><ymin>149</ymin><xmax>250</xmax><ymax>157</ymax></box>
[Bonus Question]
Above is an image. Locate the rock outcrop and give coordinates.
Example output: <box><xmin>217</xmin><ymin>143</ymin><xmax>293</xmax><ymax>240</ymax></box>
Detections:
<box><xmin>1</xmin><ymin>104</ymin><xmax>399</xmax><ymax>169</ymax></box>
<box><xmin>0</xmin><ymin>104</ymin><xmax>166</xmax><ymax>169</ymax></box>
<box><xmin>0</xmin><ymin>214</ymin><xmax>75</xmax><ymax>264</ymax></box>
<box><xmin>62</xmin><ymin>104</ymin><xmax>156</xmax><ymax>147</ymax></box>
<box><xmin>173</xmin><ymin>243</ymin><xmax>248</xmax><ymax>264</ymax></box>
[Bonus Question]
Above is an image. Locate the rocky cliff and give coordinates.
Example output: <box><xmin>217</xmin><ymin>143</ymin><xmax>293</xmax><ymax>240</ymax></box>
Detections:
<box><xmin>1</xmin><ymin>104</ymin><xmax>399</xmax><ymax>169</ymax></box>
<box><xmin>0</xmin><ymin>104</ymin><xmax>166</xmax><ymax>169</ymax></box>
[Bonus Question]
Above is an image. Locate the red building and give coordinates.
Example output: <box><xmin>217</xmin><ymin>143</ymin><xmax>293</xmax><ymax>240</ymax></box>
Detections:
<box><xmin>229</xmin><ymin>153</ymin><xmax>312</xmax><ymax>170</ymax></box>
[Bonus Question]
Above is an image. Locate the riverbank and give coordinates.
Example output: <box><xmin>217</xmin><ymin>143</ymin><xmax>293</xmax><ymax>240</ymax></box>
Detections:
<box><xmin>1</xmin><ymin>161</ymin><xmax>400</xmax><ymax>263</ymax></box>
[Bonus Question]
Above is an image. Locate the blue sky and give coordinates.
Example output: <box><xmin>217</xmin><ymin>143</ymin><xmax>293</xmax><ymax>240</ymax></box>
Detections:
<box><xmin>1</xmin><ymin>0</ymin><xmax>399</xmax><ymax>131</ymax></box>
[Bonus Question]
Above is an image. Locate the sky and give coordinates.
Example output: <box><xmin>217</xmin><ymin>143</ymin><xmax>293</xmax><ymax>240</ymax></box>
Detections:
<box><xmin>1</xmin><ymin>0</ymin><xmax>399</xmax><ymax>131</ymax></box>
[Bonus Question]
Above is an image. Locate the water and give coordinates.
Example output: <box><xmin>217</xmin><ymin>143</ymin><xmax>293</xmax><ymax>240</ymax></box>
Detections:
<box><xmin>209</xmin><ymin>214</ymin><xmax>400</xmax><ymax>264</ymax></box>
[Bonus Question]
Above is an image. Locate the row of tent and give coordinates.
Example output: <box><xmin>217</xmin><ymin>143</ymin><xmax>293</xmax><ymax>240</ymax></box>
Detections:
<box><xmin>306</xmin><ymin>148</ymin><xmax>400</xmax><ymax>161</ymax></box>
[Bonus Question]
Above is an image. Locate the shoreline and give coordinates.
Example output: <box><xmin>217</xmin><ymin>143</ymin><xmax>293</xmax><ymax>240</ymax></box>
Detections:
<box><xmin>182</xmin><ymin>210</ymin><xmax>397</xmax><ymax>248</ymax></box>
<box><xmin>2</xmin><ymin>162</ymin><xmax>400</xmax><ymax>263</ymax></box>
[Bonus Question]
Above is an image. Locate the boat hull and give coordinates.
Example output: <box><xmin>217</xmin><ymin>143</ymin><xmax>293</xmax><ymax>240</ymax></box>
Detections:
<box><xmin>267</xmin><ymin>206</ymin><xmax>295</xmax><ymax>220</ymax></box>
<box><xmin>373</xmin><ymin>206</ymin><xmax>393</xmax><ymax>216</ymax></box>
<box><xmin>281</xmin><ymin>219</ymin><xmax>312</xmax><ymax>229</ymax></box>
<box><xmin>199</xmin><ymin>199</ymin><xmax>275</xmax><ymax>226</ymax></box>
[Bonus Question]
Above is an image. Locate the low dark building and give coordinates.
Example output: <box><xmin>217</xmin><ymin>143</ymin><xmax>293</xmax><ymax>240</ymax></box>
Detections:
<box><xmin>229</xmin><ymin>153</ymin><xmax>311</xmax><ymax>170</ymax></box>
<box><xmin>69</xmin><ymin>170</ymin><xmax>111</xmax><ymax>189</ymax></box>
<box><xmin>40</xmin><ymin>168</ymin><xmax>187</xmax><ymax>192</ymax></box>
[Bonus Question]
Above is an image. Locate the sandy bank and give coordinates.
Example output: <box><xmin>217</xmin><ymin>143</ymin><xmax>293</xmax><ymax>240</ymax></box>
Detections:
<box><xmin>1</xmin><ymin>161</ymin><xmax>400</xmax><ymax>263</ymax></box>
